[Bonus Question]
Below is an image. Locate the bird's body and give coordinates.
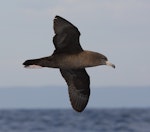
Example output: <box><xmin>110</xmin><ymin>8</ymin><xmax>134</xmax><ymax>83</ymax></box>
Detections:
<box><xmin>25</xmin><ymin>50</ymin><xmax>108</xmax><ymax>69</ymax></box>
<box><xmin>23</xmin><ymin>16</ymin><xmax>115</xmax><ymax>112</ymax></box>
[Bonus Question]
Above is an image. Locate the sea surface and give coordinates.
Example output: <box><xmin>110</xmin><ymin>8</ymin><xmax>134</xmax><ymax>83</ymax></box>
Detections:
<box><xmin>0</xmin><ymin>108</ymin><xmax>150</xmax><ymax>132</ymax></box>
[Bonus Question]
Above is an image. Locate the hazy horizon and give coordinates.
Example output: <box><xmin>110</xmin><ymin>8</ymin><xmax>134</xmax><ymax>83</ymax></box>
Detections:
<box><xmin>0</xmin><ymin>86</ymin><xmax>150</xmax><ymax>109</ymax></box>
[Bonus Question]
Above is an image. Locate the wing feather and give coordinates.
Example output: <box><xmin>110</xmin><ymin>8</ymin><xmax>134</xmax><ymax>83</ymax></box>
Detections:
<box><xmin>60</xmin><ymin>69</ymin><xmax>90</xmax><ymax>112</ymax></box>
<box><xmin>53</xmin><ymin>16</ymin><xmax>83</xmax><ymax>54</ymax></box>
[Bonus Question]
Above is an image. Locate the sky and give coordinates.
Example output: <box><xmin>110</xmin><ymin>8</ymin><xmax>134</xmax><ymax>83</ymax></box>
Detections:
<box><xmin>0</xmin><ymin>0</ymin><xmax>150</xmax><ymax>109</ymax></box>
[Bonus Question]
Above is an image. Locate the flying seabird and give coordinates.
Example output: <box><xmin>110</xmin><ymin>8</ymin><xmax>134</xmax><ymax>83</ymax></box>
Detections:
<box><xmin>23</xmin><ymin>16</ymin><xmax>115</xmax><ymax>112</ymax></box>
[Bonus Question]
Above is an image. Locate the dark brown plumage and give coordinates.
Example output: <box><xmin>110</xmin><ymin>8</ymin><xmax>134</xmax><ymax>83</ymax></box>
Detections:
<box><xmin>23</xmin><ymin>16</ymin><xmax>115</xmax><ymax>112</ymax></box>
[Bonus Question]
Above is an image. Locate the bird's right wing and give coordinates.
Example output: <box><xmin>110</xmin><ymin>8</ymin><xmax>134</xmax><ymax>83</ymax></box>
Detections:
<box><xmin>60</xmin><ymin>69</ymin><xmax>90</xmax><ymax>112</ymax></box>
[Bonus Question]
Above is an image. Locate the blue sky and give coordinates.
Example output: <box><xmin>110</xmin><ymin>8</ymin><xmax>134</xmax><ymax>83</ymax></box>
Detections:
<box><xmin>0</xmin><ymin>0</ymin><xmax>150</xmax><ymax>109</ymax></box>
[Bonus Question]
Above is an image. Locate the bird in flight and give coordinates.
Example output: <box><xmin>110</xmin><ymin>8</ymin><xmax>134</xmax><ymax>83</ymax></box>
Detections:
<box><xmin>23</xmin><ymin>16</ymin><xmax>115</xmax><ymax>112</ymax></box>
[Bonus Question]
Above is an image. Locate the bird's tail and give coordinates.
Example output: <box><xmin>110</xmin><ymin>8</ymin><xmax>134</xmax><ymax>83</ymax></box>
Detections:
<box><xmin>23</xmin><ymin>57</ymin><xmax>50</xmax><ymax>69</ymax></box>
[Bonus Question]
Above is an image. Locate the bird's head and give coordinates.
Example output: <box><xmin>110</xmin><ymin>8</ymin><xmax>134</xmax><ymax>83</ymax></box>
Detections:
<box><xmin>98</xmin><ymin>53</ymin><xmax>115</xmax><ymax>68</ymax></box>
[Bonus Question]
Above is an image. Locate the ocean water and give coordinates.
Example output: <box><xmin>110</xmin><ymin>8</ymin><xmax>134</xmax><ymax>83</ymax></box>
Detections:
<box><xmin>0</xmin><ymin>108</ymin><xmax>150</xmax><ymax>132</ymax></box>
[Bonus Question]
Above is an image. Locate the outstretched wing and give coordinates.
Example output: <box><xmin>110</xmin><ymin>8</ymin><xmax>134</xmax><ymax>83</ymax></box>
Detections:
<box><xmin>60</xmin><ymin>69</ymin><xmax>90</xmax><ymax>112</ymax></box>
<box><xmin>53</xmin><ymin>16</ymin><xmax>83</xmax><ymax>54</ymax></box>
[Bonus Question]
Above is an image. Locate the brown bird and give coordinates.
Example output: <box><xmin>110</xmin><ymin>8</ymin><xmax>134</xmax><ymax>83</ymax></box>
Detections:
<box><xmin>23</xmin><ymin>16</ymin><xmax>115</xmax><ymax>112</ymax></box>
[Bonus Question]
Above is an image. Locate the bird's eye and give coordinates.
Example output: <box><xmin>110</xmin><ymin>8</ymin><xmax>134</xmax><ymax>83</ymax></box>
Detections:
<box><xmin>102</xmin><ymin>56</ymin><xmax>107</xmax><ymax>60</ymax></box>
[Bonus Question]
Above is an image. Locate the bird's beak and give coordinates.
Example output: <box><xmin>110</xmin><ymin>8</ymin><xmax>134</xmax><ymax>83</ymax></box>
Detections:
<box><xmin>106</xmin><ymin>61</ymin><xmax>115</xmax><ymax>68</ymax></box>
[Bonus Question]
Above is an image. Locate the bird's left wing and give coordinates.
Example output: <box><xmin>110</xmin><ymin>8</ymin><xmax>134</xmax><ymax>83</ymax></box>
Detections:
<box><xmin>53</xmin><ymin>16</ymin><xmax>83</xmax><ymax>54</ymax></box>
<box><xmin>60</xmin><ymin>69</ymin><xmax>90</xmax><ymax>112</ymax></box>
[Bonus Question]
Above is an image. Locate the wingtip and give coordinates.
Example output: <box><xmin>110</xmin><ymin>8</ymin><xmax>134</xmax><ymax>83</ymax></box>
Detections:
<box><xmin>73</xmin><ymin>107</ymin><xmax>85</xmax><ymax>112</ymax></box>
<box><xmin>54</xmin><ymin>15</ymin><xmax>61</xmax><ymax>23</ymax></box>
<box><xmin>54</xmin><ymin>15</ymin><xmax>58</xmax><ymax>18</ymax></box>
<box><xmin>54</xmin><ymin>15</ymin><xmax>61</xmax><ymax>19</ymax></box>
<box><xmin>69</xmin><ymin>91</ymin><xmax>89</xmax><ymax>113</ymax></box>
